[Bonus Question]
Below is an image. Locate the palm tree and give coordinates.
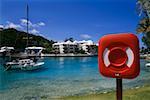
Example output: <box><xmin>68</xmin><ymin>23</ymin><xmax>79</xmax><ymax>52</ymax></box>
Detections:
<box><xmin>64</xmin><ymin>37</ymin><xmax>74</xmax><ymax>42</ymax></box>
<box><xmin>136</xmin><ymin>0</ymin><xmax>150</xmax><ymax>47</ymax></box>
<box><xmin>136</xmin><ymin>0</ymin><xmax>150</xmax><ymax>17</ymax></box>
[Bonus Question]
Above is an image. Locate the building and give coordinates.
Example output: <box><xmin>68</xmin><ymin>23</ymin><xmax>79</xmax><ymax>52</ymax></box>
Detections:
<box><xmin>63</xmin><ymin>41</ymin><xmax>78</xmax><ymax>53</ymax></box>
<box><xmin>75</xmin><ymin>40</ymin><xmax>95</xmax><ymax>54</ymax></box>
<box><xmin>53</xmin><ymin>40</ymin><xmax>97</xmax><ymax>54</ymax></box>
<box><xmin>53</xmin><ymin>40</ymin><xmax>78</xmax><ymax>54</ymax></box>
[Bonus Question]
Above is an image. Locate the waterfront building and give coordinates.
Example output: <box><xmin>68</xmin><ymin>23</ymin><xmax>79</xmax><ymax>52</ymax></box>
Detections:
<box><xmin>53</xmin><ymin>40</ymin><xmax>97</xmax><ymax>54</ymax></box>
<box><xmin>63</xmin><ymin>41</ymin><xmax>78</xmax><ymax>53</ymax></box>
<box><xmin>53</xmin><ymin>40</ymin><xmax>78</xmax><ymax>54</ymax></box>
<box><xmin>75</xmin><ymin>40</ymin><xmax>96</xmax><ymax>54</ymax></box>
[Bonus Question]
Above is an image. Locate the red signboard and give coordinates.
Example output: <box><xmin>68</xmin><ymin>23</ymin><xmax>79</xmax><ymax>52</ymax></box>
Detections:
<box><xmin>98</xmin><ymin>33</ymin><xmax>140</xmax><ymax>79</ymax></box>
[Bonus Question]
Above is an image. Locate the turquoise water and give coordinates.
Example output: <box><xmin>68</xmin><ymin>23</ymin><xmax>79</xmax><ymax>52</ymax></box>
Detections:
<box><xmin>0</xmin><ymin>57</ymin><xmax>150</xmax><ymax>99</ymax></box>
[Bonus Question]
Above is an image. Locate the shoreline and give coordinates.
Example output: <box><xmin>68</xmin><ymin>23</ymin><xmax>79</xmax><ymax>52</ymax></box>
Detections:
<box><xmin>1</xmin><ymin>81</ymin><xmax>150</xmax><ymax>100</ymax></box>
<box><xmin>60</xmin><ymin>84</ymin><xmax>150</xmax><ymax>100</ymax></box>
<box><xmin>2</xmin><ymin>53</ymin><xmax>150</xmax><ymax>58</ymax></box>
<box><xmin>43</xmin><ymin>53</ymin><xmax>98</xmax><ymax>57</ymax></box>
<box><xmin>3</xmin><ymin>53</ymin><xmax>98</xmax><ymax>58</ymax></box>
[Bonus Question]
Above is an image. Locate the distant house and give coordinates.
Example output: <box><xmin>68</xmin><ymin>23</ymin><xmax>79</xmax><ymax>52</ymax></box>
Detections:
<box><xmin>53</xmin><ymin>40</ymin><xmax>97</xmax><ymax>54</ymax></box>
<box><xmin>53</xmin><ymin>40</ymin><xmax>78</xmax><ymax>54</ymax></box>
<box><xmin>76</xmin><ymin>40</ymin><xmax>96</xmax><ymax>54</ymax></box>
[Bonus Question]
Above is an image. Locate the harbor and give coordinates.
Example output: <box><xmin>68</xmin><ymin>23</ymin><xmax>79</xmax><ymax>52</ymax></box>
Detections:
<box><xmin>0</xmin><ymin>57</ymin><xmax>150</xmax><ymax>99</ymax></box>
<box><xmin>0</xmin><ymin>0</ymin><xmax>150</xmax><ymax>100</ymax></box>
<box><xmin>0</xmin><ymin>6</ymin><xmax>98</xmax><ymax>71</ymax></box>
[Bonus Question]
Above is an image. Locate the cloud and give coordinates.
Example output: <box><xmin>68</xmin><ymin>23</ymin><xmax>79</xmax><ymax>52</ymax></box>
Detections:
<box><xmin>29</xmin><ymin>29</ymin><xmax>39</xmax><ymax>34</ymax></box>
<box><xmin>80</xmin><ymin>34</ymin><xmax>91</xmax><ymax>39</ymax></box>
<box><xmin>0</xmin><ymin>24</ymin><xmax>4</xmax><ymax>28</ymax></box>
<box><xmin>20</xmin><ymin>19</ymin><xmax>32</xmax><ymax>26</ymax></box>
<box><xmin>38</xmin><ymin>22</ymin><xmax>45</xmax><ymax>26</ymax></box>
<box><xmin>2</xmin><ymin>20</ymin><xmax>45</xmax><ymax>35</ymax></box>
<box><xmin>5</xmin><ymin>21</ymin><xmax>22</xmax><ymax>29</ymax></box>
<box><xmin>20</xmin><ymin>19</ymin><xmax>45</xmax><ymax>27</ymax></box>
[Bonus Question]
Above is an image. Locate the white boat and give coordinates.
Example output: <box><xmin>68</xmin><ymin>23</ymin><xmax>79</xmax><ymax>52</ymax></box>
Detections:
<box><xmin>0</xmin><ymin>47</ymin><xmax>14</xmax><ymax>52</ymax></box>
<box><xmin>21</xmin><ymin>62</ymin><xmax>44</xmax><ymax>71</ymax></box>
<box><xmin>3</xmin><ymin>6</ymin><xmax>45</xmax><ymax>71</ymax></box>
<box><xmin>145</xmin><ymin>63</ymin><xmax>150</xmax><ymax>67</ymax></box>
<box><xmin>0</xmin><ymin>46</ymin><xmax>14</xmax><ymax>56</ymax></box>
<box><xmin>5</xmin><ymin>59</ymin><xmax>44</xmax><ymax>71</ymax></box>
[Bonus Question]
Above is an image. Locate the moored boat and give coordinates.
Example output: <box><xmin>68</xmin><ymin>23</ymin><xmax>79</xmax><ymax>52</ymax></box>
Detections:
<box><xmin>4</xmin><ymin>58</ymin><xmax>44</xmax><ymax>71</ymax></box>
<box><xmin>3</xmin><ymin>5</ymin><xmax>45</xmax><ymax>71</ymax></box>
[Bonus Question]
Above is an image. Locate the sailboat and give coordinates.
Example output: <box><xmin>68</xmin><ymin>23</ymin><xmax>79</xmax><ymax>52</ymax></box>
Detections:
<box><xmin>4</xmin><ymin>5</ymin><xmax>44</xmax><ymax>71</ymax></box>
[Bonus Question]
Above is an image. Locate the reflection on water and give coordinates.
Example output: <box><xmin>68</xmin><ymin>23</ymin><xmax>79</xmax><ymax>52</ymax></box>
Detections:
<box><xmin>0</xmin><ymin>57</ymin><xmax>150</xmax><ymax>99</ymax></box>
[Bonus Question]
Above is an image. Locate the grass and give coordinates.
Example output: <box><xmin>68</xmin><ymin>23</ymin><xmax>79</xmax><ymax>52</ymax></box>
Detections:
<box><xmin>60</xmin><ymin>85</ymin><xmax>150</xmax><ymax>100</ymax></box>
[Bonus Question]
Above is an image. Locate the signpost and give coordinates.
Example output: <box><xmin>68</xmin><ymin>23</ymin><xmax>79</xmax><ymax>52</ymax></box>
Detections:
<box><xmin>98</xmin><ymin>33</ymin><xmax>140</xmax><ymax>100</ymax></box>
<box><xmin>116</xmin><ymin>78</ymin><xmax>122</xmax><ymax>100</ymax></box>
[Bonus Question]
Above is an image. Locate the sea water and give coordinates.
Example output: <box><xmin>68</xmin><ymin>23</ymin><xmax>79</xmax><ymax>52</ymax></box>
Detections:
<box><xmin>0</xmin><ymin>57</ymin><xmax>150</xmax><ymax>99</ymax></box>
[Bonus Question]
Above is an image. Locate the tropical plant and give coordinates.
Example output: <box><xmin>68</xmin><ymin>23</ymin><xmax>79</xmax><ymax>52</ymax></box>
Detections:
<box><xmin>136</xmin><ymin>0</ymin><xmax>150</xmax><ymax>47</ymax></box>
<box><xmin>64</xmin><ymin>37</ymin><xmax>74</xmax><ymax>42</ymax></box>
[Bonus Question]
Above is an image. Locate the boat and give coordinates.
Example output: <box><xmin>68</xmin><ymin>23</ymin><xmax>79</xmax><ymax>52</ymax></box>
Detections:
<box><xmin>144</xmin><ymin>55</ymin><xmax>150</xmax><ymax>67</ymax></box>
<box><xmin>25</xmin><ymin>46</ymin><xmax>45</xmax><ymax>57</ymax></box>
<box><xmin>145</xmin><ymin>63</ymin><xmax>150</xmax><ymax>67</ymax></box>
<box><xmin>4</xmin><ymin>58</ymin><xmax>44</xmax><ymax>71</ymax></box>
<box><xmin>12</xmin><ymin>46</ymin><xmax>45</xmax><ymax>58</ymax></box>
<box><xmin>0</xmin><ymin>46</ymin><xmax>14</xmax><ymax>56</ymax></box>
<box><xmin>21</xmin><ymin>61</ymin><xmax>44</xmax><ymax>71</ymax></box>
<box><xmin>3</xmin><ymin>5</ymin><xmax>45</xmax><ymax>71</ymax></box>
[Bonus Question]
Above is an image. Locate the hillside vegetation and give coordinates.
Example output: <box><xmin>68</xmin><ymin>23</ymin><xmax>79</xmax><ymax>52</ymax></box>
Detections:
<box><xmin>0</xmin><ymin>28</ymin><xmax>55</xmax><ymax>53</ymax></box>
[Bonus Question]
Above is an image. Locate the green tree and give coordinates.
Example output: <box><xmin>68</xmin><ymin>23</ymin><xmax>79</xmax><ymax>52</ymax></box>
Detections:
<box><xmin>0</xmin><ymin>28</ymin><xmax>55</xmax><ymax>53</ymax></box>
<box><xmin>136</xmin><ymin>0</ymin><xmax>150</xmax><ymax>47</ymax></box>
<box><xmin>64</xmin><ymin>37</ymin><xmax>74</xmax><ymax>42</ymax></box>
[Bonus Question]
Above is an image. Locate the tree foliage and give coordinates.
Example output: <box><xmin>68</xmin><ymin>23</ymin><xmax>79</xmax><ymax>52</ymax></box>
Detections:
<box><xmin>136</xmin><ymin>0</ymin><xmax>150</xmax><ymax>47</ymax></box>
<box><xmin>64</xmin><ymin>37</ymin><xmax>74</xmax><ymax>42</ymax></box>
<box><xmin>0</xmin><ymin>28</ymin><xmax>54</xmax><ymax>53</ymax></box>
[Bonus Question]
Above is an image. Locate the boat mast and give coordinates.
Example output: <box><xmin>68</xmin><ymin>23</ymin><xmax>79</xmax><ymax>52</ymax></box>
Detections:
<box><xmin>26</xmin><ymin>4</ymin><xmax>29</xmax><ymax>47</ymax></box>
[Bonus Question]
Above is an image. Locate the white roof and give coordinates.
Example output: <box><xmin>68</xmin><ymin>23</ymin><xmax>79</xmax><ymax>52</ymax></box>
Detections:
<box><xmin>64</xmin><ymin>40</ymin><xmax>76</xmax><ymax>45</ymax></box>
<box><xmin>0</xmin><ymin>49</ymin><xmax>6</xmax><ymax>53</ymax></box>
<box><xmin>25</xmin><ymin>47</ymin><xmax>44</xmax><ymax>50</ymax></box>
<box><xmin>1</xmin><ymin>46</ymin><xmax>14</xmax><ymax>50</ymax></box>
<box><xmin>77</xmin><ymin>40</ymin><xmax>94</xmax><ymax>45</ymax></box>
<box><xmin>53</xmin><ymin>40</ymin><xmax>77</xmax><ymax>45</ymax></box>
<box><xmin>53</xmin><ymin>42</ymin><xmax>64</xmax><ymax>45</ymax></box>
<box><xmin>53</xmin><ymin>40</ymin><xmax>95</xmax><ymax>46</ymax></box>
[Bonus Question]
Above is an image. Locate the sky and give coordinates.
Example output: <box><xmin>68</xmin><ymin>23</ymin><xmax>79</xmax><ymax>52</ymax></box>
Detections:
<box><xmin>0</xmin><ymin>0</ymin><xmax>144</xmax><ymax>47</ymax></box>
